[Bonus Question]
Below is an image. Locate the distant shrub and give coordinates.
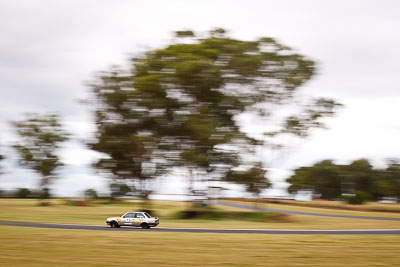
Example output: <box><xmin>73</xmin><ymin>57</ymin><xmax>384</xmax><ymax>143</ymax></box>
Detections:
<box><xmin>179</xmin><ymin>210</ymin><xmax>203</xmax><ymax>219</ymax></box>
<box><xmin>345</xmin><ymin>191</ymin><xmax>372</xmax><ymax>205</ymax></box>
<box><xmin>84</xmin><ymin>189</ymin><xmax>98</xmax><ymax>199</ymax></box>
<box><xmin>110</xmin><ymin>183</ymin><xmax>132</xmax><ymax>198</ymax></box>
<box><xmin>66</xmin><ymin>199</ymin><xmax>91</xmax><ymax>206</ymax></box>
<box><xmin>16</xmin><ymin>188</ymin><xmax>31</xmax><ymax>198</ymax></box>
<box><xmin>39</xmin><ymin>188</ymin><xmax>50</xmax><ymax>199</ymax></box>
<box><xmin>176</xmin><ymin>207</ymin><xmax>292</xmax><ymax>222</ymax></box>
<box><xmin>269</xmin><ymin>213</ymin><xmax>293</xmax><ymax>222</ymax></box>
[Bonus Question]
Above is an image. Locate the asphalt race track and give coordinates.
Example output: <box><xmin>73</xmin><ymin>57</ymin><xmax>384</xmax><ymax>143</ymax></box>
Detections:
<box><xmin>1</xmin><ymin>221</ymin><xmax>400</xmax><ymax>235</ymax></box>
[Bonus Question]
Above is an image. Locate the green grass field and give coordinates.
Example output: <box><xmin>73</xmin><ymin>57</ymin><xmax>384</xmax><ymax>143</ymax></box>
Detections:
<box><xmin>0</xmin><ymin>226</ymin><xmax>399</xmax><ymax>267</ymax></box>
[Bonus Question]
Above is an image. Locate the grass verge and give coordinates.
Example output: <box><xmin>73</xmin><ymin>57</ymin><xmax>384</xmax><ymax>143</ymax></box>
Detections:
<box><xmin>225</xmin><ymin>198</ymin><xmax>400</xmax><ymax>213</ymax></box>
<box><xmin>0</xmin><ymin>226</ymin><xmax>400</xmax><ymax>266</ymax></box>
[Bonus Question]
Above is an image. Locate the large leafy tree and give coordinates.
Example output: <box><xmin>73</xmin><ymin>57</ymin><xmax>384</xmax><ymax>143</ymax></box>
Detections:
<box><xmin>89</xmin><ymin>29</ymin><xmax>341</xmax><ymax>200</ymax></box>
<box><xmin>226</xmin><ymin>163</ymin><xmax>271</xmax><ymax>198</ymax></box>
<box><xmin>12</xmin><ymin>114</ymin><xmax>68</xmax><ymax>198</ymax></box>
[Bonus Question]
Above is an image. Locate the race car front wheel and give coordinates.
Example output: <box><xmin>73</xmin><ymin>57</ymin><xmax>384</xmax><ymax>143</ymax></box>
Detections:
<box><xmin>110</xmin><ymin>221</ymin><xmax>120</xmax><ymax>228</ymax></box>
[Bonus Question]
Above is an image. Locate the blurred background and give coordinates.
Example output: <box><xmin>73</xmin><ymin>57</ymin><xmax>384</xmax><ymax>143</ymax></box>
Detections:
<box><xmin>0</xmin><ymin>0</ymin><xmax>399</xmax><ymax>203</ymax></box>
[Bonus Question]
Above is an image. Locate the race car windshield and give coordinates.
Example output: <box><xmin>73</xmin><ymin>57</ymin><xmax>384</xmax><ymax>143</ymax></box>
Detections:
<box><xmin>144</xmin><ymin>212</ymin><xmax>151</xmax><ymax>218</ymax></box>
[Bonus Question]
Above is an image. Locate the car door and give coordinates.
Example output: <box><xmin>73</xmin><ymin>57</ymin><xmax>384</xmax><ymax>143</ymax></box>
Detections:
<box><xmin>121</xmin><ymin>213</ymin><xmax>135</xmax><ymax>226</ymax></box>
<box><xmin>133</xmin><ymin>213</ymin><xmax>145</xmax><ymax>226</ymax></box>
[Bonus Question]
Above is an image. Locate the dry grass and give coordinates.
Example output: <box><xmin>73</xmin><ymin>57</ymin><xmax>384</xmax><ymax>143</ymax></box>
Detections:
<box><xmin>1</xmin><ymin>199</ymin><xmax>400</xmax><ymax>266</ymax></box>
<box><xmin>0</xmin><ymin>226</ymin><xmax>399</xmax><ymax>267</ymax></box>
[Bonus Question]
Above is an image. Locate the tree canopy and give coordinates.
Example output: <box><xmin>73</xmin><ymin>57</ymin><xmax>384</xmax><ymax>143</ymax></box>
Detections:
<box><xmin>12</xmin><ymin>113</ymin><xmax>68</xmax><ymax>198</ymax></box>
<box><xmin>89</xmin><ymin>29</ymin><xmax>341</xmax><ymax>199</ymax></box>
<box><xmin>226</xmin><ymin>163</ymin><xmax>271</xmax><ymax>197</ymax></box>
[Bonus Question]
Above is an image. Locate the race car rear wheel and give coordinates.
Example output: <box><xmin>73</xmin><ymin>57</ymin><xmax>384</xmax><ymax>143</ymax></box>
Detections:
<box><xmin>141</xmin><ymin>223</ymin><xmax>150</xmax><ymax>229</ymax></box>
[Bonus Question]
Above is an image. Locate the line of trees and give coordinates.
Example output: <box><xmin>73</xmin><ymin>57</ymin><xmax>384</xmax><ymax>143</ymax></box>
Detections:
<box><xmin>287</xmin><ymin>159</ymin><xmax>400</xmax><ymax>202</ymax></box>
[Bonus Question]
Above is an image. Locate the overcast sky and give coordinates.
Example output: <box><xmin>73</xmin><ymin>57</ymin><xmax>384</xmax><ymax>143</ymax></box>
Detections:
<box><xmin>1</xmin><ymin>0</ymin><xmax>400</xmax><ymax>197</ymax></box>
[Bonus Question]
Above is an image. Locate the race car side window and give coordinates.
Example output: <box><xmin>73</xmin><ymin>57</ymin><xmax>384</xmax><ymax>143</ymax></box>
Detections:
<box><xmin>136</xmin><ymin>213</ymin><xmax>144</xmax><ymax>218</ymax></box>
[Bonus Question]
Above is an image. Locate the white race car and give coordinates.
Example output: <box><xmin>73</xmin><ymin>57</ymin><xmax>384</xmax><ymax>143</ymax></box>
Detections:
<box><xmin>106</xmin><ymin>212</ymin><xmax>159</xmax><ymax>229</ymax></box>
